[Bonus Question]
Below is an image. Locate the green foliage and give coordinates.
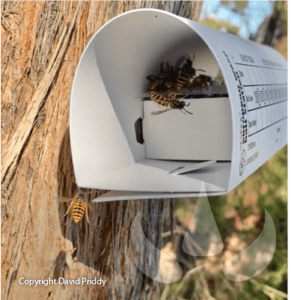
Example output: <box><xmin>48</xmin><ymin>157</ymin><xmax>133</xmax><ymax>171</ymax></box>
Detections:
<box><xmin>275</xmin><ymin>1</ymin><xmax>287</xmax><ymax>23</ymax></box>
<box><xmin>214</xmin><ymin>70</ymin><xmax>226</xmax><ymax>86</ymax></box>
<box><xmin>220</xmin><ymin>1</ymin><xmax>229</xmax><ymax>6</ymax></box>
<box><xmin>165</xmin><ymin>147</ymin><xmax>287</xmax><ymax>299</ymax></box>
<box><xmin>201</xmin><ymin>18</ymin><xmax>239</xmax><ymax>35</ymax></box>
<box><xmin>216</xmin><ymin>146</ymin><xmax>287</xmax><ymax>298</ymax></box>
<box><xmin>234</xmin><ymin>1</ymin><xmax>248</xmax><ymax>11</ymax></box>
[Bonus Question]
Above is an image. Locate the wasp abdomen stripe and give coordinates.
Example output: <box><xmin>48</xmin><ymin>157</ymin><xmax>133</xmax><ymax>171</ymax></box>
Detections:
<box><xmin>175</xmin><ymin>74</ymin><xmax>189</xmax><ymax>91</ymax></box>
<box><xmin>150</xmin><ymin>91</ymin><xmax>179</xmax><ymax>106</ymax></box>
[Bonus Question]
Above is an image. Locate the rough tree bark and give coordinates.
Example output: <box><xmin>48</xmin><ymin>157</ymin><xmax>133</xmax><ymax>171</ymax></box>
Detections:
<box><xmin>1</xmin><ymin>2</ymin><xmax>202</xmax><ymax>299</ymax></box>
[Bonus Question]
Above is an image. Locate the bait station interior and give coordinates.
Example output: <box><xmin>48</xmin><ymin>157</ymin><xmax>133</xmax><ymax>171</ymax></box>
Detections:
<box><xmin>70</xmin><ymin>9</ymin><xmax>233</xmax><ymax>197</ymax></box>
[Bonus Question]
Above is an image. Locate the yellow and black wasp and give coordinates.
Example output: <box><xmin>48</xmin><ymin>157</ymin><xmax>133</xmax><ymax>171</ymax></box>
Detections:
<box><xmin>147</xmin><ymin>62</ymin><xmax>177</xmax><ymax>93</ymax></box>
<box><xmin>175</xmin><ymin>55</ymin><xmax>206</xmax><ymax>92</ymax></box>
<box><xmin>63</xmin><ymin>189</ymin><xmax>92</xmax><ymax>224</ymax></box>
<box><xmin>145</xmin><ymin>54</ymin><xmax>209</xmax><ymax>115</ymax></box>
<box><xmin>190</xmin><ymin>74</ymin><xmax>214</xmax><ymax>90</ymax></box>
<box><xmin>149</xmin><ymin>91</ymin><xmax>192</xmax><ymax>115</ymax></box>
<box><xmin>175</xmin><ymin>58</ymin><xmax>196</xmax><ymax>92</ymax></box>
<box><xmin>146</xmin><ymin>62</ymin><xmax>192</xmax><ymax>115</ymax></box>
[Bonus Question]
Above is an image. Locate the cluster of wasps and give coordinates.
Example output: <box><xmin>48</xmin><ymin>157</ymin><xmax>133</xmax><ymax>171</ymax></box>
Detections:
<box><xmin>146</xmin><ymin>54</ymin><xmax>213</xmax><ymax>115</ymax></box>
<box><xmin>63</xmin><ymin>188</ymin><xmax>93</xmax><ymax>225</ymax></box>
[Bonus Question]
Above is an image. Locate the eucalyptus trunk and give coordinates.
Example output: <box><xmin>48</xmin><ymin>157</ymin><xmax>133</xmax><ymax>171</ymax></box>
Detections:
<box><xmin>1</xmin><ymin>1</ymin><xmax>202</xmax><ymax>299</ymax></box>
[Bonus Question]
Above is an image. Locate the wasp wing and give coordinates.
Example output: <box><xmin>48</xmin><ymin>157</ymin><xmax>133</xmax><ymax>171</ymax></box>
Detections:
<box><xmin>59</xmin><ymin>196</ymin><xmax>73</xmax><ymax>203</ymax></box>
<box><xmin>151</xmin><ymin>108</ymin><xmax>171</xmax><ymax>115</ymax></box>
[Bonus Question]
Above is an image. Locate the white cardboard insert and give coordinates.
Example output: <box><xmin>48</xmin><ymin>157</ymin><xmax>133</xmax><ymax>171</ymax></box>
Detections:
<box><xmin>143</xmin><ymin>97</ymin><xmax>232</xmax><ymax>161</ymax></box>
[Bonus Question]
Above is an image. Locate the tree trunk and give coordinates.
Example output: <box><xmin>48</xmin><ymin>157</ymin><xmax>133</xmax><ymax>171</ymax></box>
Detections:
<box><xmin>1</xmin><ymin>1</ymin><xmax>202</xmax><ymax>299</ymax></box>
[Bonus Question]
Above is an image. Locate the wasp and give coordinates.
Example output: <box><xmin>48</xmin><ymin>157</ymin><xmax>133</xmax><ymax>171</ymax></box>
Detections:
<box><xmin>145</xmin><ymin>54</ymin><xmax>209</xmax><ymax>115</ymax></box>
<box><xmin>147</xmin><ymin>75</ymin><xmax>164</xmax><ymax>93</ymax></box>
<box><xmin>63</xmin><ymin>189</ymin><xmax>92</xmax><ymax>224</ymax></box>
<box><xmin>175</xmin><ymin>55</ymin><xmax>205</xmax><ymax>92</ymax></box>
<box><xmin>175</xmin><ymin>58</ymin><xmax>196</xmax><ymax>92</ymax></box>
<box><xmin>147</xmin><ymin>62</ymin><xmax>177</xmax><ymax>93</ymax></box>
<box><xmin>149</xmin><ymin>91</ymin><xmax>192</xmax><ymax>115</ymax></box>
<box><xmin>190</xmin><ymin>74</ymin><xmax>213</xmax><ymax>90</ymax></box>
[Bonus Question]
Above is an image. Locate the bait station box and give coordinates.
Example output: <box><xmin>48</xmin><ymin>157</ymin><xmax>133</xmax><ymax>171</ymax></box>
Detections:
<box><xmin>70</xmin><ymin>9</ymin><xmax>287</xmax><ymax>201</ymax></box>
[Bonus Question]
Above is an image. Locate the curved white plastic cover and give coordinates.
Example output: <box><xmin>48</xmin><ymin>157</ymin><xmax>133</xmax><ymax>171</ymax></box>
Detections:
<box><xmin>70</xmin><ymin>9</ymin><xmax>287</xmax><ymax>200</ymax></box>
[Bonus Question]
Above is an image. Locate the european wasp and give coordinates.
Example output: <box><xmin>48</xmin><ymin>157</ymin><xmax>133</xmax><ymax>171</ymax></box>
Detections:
<box><xmin>63</xmin><ymin>189</ymin><xmax>92</xmax><ymax>224</ymax></box>
<box><xmin>149</xmin><ymin>91</ymin><xmax>192</xmax><ymax>115</ymax></box>
<box><xmin>190</xmin><ymin>74</ymin><xmax>214</xmax><ymax>90</ymax></box>
<box><xmin>145</xmin><ymin>54</ymin><xmax>210</xmax><ymax>115</ymax></box>
<box><xmin>147</xmin><ymin>62</ymin><xmax>177</xmax><ymax>93</ymax></box>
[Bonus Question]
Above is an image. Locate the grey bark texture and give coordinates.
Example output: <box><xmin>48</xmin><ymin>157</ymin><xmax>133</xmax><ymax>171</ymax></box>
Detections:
<box><xmin>1</xmin><ymin>1</ymin><xmax>202</xmax><ymax>299</ymax></box>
